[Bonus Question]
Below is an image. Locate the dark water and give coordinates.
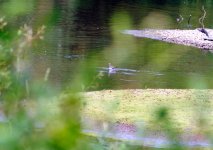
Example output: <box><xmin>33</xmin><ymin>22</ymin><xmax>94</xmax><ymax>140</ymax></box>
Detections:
<box><xmin>30</xmin><ymin>0</ymin><xmax>213</xmax><ymax>90</ymax></box>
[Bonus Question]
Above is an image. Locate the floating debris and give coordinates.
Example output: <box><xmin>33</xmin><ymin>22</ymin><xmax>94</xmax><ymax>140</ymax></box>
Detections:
<box><xmin>64</xmin><ymin>54</ymin><xmax>84</xmax><ymax>60</ymax></box>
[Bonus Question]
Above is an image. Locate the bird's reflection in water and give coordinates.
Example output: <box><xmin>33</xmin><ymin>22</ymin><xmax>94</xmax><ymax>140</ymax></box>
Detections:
<box><xmin>108</xmin><ymin>68</ymin><xmax>117</xmax><ymax>76</ymax></box>
<box><xmin>108</xmin><ymin>63</ymin><xmax>117</xmax><ymax>76</ymax></box>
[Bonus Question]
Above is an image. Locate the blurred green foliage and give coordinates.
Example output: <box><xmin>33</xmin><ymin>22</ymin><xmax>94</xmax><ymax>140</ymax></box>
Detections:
<box><xmin>1</xmin><ymin>0</ymin><xmax>34</xmax><ymax>16</ymax></box>
<box><xmin>1</xmin><ymin>0</ymin><xmax>213</xmax><ymax>150</ymax></box>
<box><xmin>0</xmin><ymin>1</ymin><xmax>84</xmax><ymax>149</ymax></box>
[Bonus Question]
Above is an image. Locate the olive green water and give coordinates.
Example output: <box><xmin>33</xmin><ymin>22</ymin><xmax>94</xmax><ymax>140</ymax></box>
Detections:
<box><xmin>28</xmin><ymin>0</ymin><xmax>213</xmax><ymax>90</ymax></box>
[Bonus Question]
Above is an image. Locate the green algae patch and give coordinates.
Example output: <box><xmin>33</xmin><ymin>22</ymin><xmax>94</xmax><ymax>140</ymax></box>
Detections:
<box><xmin>82</xmin><ymin>89</ymin><xmax>213</xmax><ymax>131</ymax></box>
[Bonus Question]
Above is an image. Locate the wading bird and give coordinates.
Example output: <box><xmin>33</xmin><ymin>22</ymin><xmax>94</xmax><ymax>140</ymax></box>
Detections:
<box><xmin>108</xmin><ymin>63</ymin><xmax>116</xmax><ymax>70</ymax></box>
<box><xmin>176</xmin><ymin>14</ymin><xmax>184</xmax><ymax>28</ymax></box>
<box><xmin>108</xmin><ymin>63</ymin><xmax>116</xmax><ymax>75</ymax></box>
<box><xmin>187</xmin><ymin>14</ymin><xmax>192</xmax><ymax>28</ymax></box>
<box><xmin>198</xmin><ymin>6</ymin><xmax>209</xmax><ymax>37</ymax></box>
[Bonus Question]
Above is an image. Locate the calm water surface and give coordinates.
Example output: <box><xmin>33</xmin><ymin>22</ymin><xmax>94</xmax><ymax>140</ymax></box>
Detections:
<box><xmin>31</xmin><ymin>1</ymin><xmax>213</xmax><ymax>90</ymax></box>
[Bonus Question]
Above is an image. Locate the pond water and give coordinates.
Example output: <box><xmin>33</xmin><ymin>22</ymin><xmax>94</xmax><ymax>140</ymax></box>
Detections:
<box><xmin>30</xmin><ymin>0</ymin><xmax>213</xmax><ymax>90</ymax></box>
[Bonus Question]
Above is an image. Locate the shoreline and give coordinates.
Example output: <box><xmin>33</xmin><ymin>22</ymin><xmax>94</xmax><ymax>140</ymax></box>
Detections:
<box><xmin>123</xmin><ymin>28</ymin><xmax>213</xmax><ymax>50</ymax></box>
